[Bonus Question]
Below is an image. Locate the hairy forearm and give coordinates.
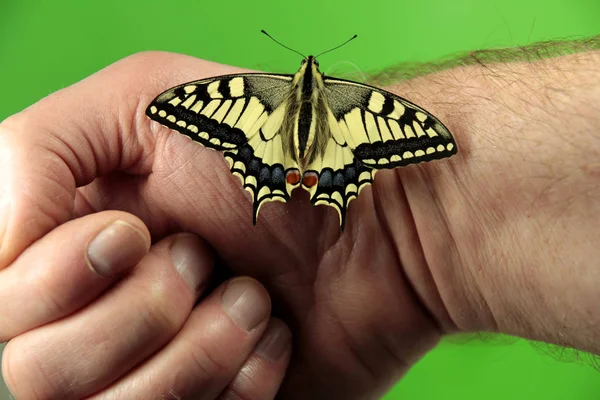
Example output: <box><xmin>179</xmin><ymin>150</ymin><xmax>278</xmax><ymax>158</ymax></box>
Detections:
<box><xmin>386</xmin><ymin>41</ymin><xmax>600</xmax><ymax>353</ymax></box>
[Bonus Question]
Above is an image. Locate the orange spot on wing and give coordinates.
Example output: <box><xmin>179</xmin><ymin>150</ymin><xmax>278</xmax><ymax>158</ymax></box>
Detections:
<box><xmin>302</xmin><ymin>172</ymin><xmax>318</xmax><ymax>188</ymax></box>
<box><xmin>286</xmin><ymin>169</ymin><xmax>301</xmax><ymax>185</ymax></box>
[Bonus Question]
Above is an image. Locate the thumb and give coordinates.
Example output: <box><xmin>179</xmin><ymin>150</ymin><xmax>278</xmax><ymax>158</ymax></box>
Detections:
<box><xmin>0</xmin><ymin>52</ymin><xmax>240</xmax><ymax>268</ymax></box>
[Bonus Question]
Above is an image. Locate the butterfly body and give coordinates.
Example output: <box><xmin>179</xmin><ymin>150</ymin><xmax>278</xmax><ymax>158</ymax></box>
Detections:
<box><xmin>147</xmin><ymin>55</ymin><xmax>457</xmax><ymax>229</ymax></box>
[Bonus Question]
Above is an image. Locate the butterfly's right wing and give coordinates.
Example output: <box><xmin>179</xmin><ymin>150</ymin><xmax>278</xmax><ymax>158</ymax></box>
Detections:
<box><xmin>146</xmin><ymin>73</ymin><xmax>300</xmax><ymax>223</ymax></box>
<box><xmin>303</xmin><ymin>77</ymin><xmax>457</xmax><ymax>229</ymax></box>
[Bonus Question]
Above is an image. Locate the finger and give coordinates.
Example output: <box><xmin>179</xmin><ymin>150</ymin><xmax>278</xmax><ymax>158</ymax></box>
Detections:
<box><xmin>219</xmin><ymin>318</ymin><xmax>292</xmax><ymax>400</ymax></box>
<box><xmin>0</xmin><ymin>210</ymin><xmax>150</xmax><ymax>342</ymax></box>
<box><xmin>0</xmin><ymin>52</ymin><xmax>246</xmax><ymax>269</ymax></box>
<box><xmin>2</xmin><ymin>233</ymin><xmax>213</xmax><ymax>400</ymax></box>
<box><xmin>90</xmin><ymin>277</ymin><xmax>272</xmax><ymax>400</ymax></box>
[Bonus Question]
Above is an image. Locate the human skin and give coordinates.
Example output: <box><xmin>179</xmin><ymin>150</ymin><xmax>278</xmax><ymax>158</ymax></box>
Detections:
<box><xmin>0</xmin><ymin>46</ymin><xmax>599</xmax><ymax>399</ymax></box>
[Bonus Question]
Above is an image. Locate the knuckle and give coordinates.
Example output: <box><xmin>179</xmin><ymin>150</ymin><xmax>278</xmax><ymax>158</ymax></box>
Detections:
<box><xmin>138</xmin><ymin>299</ymin><xmax>182</xmax><ymax>337</ymax></box>
<box><xmin>135</xmin><ymin>280</ymin><xmax>188</xmax><ymax>337</ymax></box>
<box><xmin>225</xmin><ymin>360</ymin><xmax>264</xmax><ymax>400</ymax></box>
<box><xmin>186</xmin><ymin>340</ymin><xmax>230</xmax><ymax>379</ymax></box>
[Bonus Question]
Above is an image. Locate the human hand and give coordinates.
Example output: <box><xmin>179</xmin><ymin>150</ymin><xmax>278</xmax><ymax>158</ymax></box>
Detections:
<box><xmin>0</xmin><ymin>52</ymin><xmax>442</xmax><ymax>399</ymax></box>
<box><xmin>0</xmin><ymin>218</ymin><xmax>291</xmax><ymax>400</ymax></box>
<box><xmin>1</xmin><ymin>47</ymin><xmax>599</xmax><ymax>399</ymax></box>
<box><xmin>0</xmin><ymin>108</ymin><xmax>292</xmax><ymax>399</ymax></box>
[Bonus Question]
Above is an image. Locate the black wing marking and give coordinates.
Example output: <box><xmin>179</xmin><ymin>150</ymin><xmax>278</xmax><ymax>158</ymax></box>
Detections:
<box><xmin>146</xmin><ymin>74</ymin><xmax>298</xmax><ymax>224</ymax></box>
<box><xmin>308</xmin><ymin>156</ymin><xmax>375</xmax><ymax>230</ymax></box>
<box><xmin>323</xmin><ymin>77</ymin><xmax>457</xmax><ymax>169</ymax></box>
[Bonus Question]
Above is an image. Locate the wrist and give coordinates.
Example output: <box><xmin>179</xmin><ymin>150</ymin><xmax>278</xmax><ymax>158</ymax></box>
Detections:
<box><xmin>384</xmin><ymin>47</ymin><xmax>600</xmax><ymax>353</ymax></box>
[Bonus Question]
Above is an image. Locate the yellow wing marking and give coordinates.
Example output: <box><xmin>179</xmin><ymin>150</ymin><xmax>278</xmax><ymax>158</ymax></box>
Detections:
<box><xmin>260</xmin><ymin>102</ymin><xmax>287</xmax><ymax>140</ymax></box>
<box><xmin>378</xmin><ymin>117</ymin><xmax>393</xmax><ymax>142</ymax></box>
<box><xmin>211</xmin><ymin>100</ymin><xmax>232</xmax><ymax>123</ymax></box>
<box><xmin>200</xmin><ymin>100</ymin><xmax>221</xmax><ymax>117</ymax></box>
<box><xmin>343</xmin><ymin>108</ymin><xmax>368</xmax><ymax>146</ymax></box>
<box><xmin>223</xmin><ymin>98</ymin><xmax>246</xmax><ymax>126</ymax></box>
<box><xmin>229</xmin><ymin>77</ymin><xmax>245</xmax><ymax>97</ymax></box>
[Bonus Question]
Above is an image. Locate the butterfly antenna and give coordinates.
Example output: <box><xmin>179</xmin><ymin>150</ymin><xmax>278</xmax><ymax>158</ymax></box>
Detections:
<box><xmin>261</xmin><ymin>30</ymin><xmax>306</xmax><ymax>58</ymax></box>
<box><xmin>315</xmin><ymin>34</ymin><xmax>358</xmax><ymax>58</ymax></box>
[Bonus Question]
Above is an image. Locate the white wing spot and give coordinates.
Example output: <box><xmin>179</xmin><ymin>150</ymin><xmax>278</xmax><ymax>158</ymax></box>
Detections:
<box><xmin>261</xmin><ymin>102</ymin><xmax>287</xmax><ymax>140</ymax></box>
<box><xmin>149</xmin><ymin>106</ymin><xmax>158</xmax><ymax>114</ymax></box>
<box><xmin>344</xmin><ymin>108</ymin><xmax>369</xmax><ymax>148</ymax></box>
<box><xmin>328</xmin><ymin>108</ymin><xmax>345</xmax><ymax>145</ymax></box>
<box><xmin>390</xmin><ymin>154</ymin><xmax>401</xmax><ymax>162</ymax></box>
<box><xmin>184</xmin><ymin>85</ymin><xmax>196</xmax><ymax>94</ymax></box>
<box><xmin>211</xmin><ymin>100</ymin><xmax>233</xmax><ymax>123</ymax></box>
<box><xmin>245</xmin><ymin>175</ymin><xmax>257</xmax><ymax>188</ymax></box>
<box><xmin>190</xmin><ymin>100</ymin><xmax>204</xmax><ymax>113</ymax></box>
<box><xmin>229</xmin><ymin>77</ymin><xmax>245</xmax><ymax>97</ymax></box>
<box><xmin>447</xmin><ymin>143</ymin><xmax>455</xmax><ymax>151</ymax></box>
<box><xmin>190</xmin><ymin>100</ymin><xmax>204</xmax><ymax>114</ymax></box>
<box><xmin>233</xmin><ymin>161</ymin><xmax>246</xmax><ymax>173</ymax></box>
<box><xmin>235</xmin><ymin>97</ymin><xmax>264</xmax><ymax>134</ymax></box>
<box><xmin>201</xmin><ymin>100</ymin><xmax>221</xmax><ymax>117</ymax></box>
<box><xmin>345</xmin><ymin>183</ymin><xmax>358</xmax><ymax>195</ymax></box>
<box><xmin>388</xmin><ymin>120</ymin><xmax>404</xmax><ymax>140</ymax></box>
<box><xmin>378</xmin><ymin>158</ymin><xmax>389</xmax><ymax>165</ymax></box>
<box><xmin>247</xmin><ymin>111</ymin><xmax>269</xmax><ymax>138</ymax></box>
<box><xmin>167</xmin><ymin>115</ymin><xmax>176</xmax><ymax>123</ymax></box>
<box><xmin>426</xmin><ymin>128</ymin><xmax>438</xmax><ymax>137</ymax></box>
<box><xmin>332</xmin><ymin>192</ymin><xmax>344</xmax><ymax>207</ymax></box>
<box><xmin>358</xmin><ymin>171</ymin><xmax>372</xmax><ymax>183</ymax></box>
<box><xmin>168</xmin><ymin>97</ymin><xmax>182</xmax><ymax>107</ymax></box>
<box><xmin>415</xmin><ymin>149</ymin><xmax>426</xmax><ymax>157</ymax></box>
<box><xmin>437</xmin><ymin>144</ymin><xmax>445</xmax><ymax>152</ymax></box>
<box><xmin>199</xmin><ymin>132</ymin><xmax>209</xmax><ymax>140</ymax></box>
<box><xmin>158</xmin><ymin>110</ymin><xmax>167</xmax><ymax>118</ymax></box>
<box><xmin>274</xmin><ymin>135</ymin><xmax>287</xmax><ymax>166</ymax></box>
<box><xmin>181</xmin><ymin>94</ymin><xmax>196</xmax><ymax>109</ymax></box>
<box><xmin>416</xmin><ymin>112</ymin><xmax>427</xmax><ymax>122</ymax></box>
<box><xmin>413</xmin><ymin>121</ymin><xmax>426</xmax><ymax>137</ymax></box>
<box><xmin>188</xmin><ymin>125</ymin><xmax>198</xmax><ymax>133</ymax></box>
<box><xmin>403</xmin><ymin>151</ymin><xmax>414</xmax><ymax>159</ymax></box>
<box><xmin>364</xmin><ymin>112</ymin><xmax>380</xmax><ymax>143</ymax></box>
<box><xmin>378</xmin><ymin>117</ymin><xmax>393</xmax><ymax>142</ymax></box>
<box><xmin>223</xmin><ymin>98</ymin><xmax>246</xmax><ymax>127</ymax></box>
<box><xmin>426</xmin><ymin>147</ymin><xmax>435</xmax><ymax>154</ymax></box>
<box><xmin>389</xmin><ymin>101</ymin><xmax>405</xmax><ymax>119</ymax></box>
<box><xmin>176</xmin><ymin>120</ymin><xmax>186</xmax><ymax>128</ymax></box>
<box><xmin>207</xmin><ymin>81</ymin><xmax>222</xmax><ymax>99</ymax></box>
<box><xmin>258</xmin><ymin>186</ymin><xmax>271</xmax><ymax>201</ymax></box>
<box><xmin>368</xmin><ymin>92</ymin><xmax>386</xmax><ymax>114</ymax></box>
<box><xmin>210</xmin><ymin>138</ymin><xmax>221</xmax><ymax>146</ymax></box>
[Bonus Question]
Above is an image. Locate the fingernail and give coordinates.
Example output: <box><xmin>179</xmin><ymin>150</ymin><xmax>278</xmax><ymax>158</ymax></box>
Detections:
<box><xmin>169</xmin><ymin>234</ymin><xmax>210</xmax><ymax>291</ymax></box>
<box><xmin>87</xmin><ymin>220</ymin><xmax>149</xmax><ymax>277</ymax></box>
<box><xmin>255</xmin><ymin>319</ymin><xmax>291</xmax><ymax>361</ymax></box>
<box><xmin>221</xmin><ymin>278</ymin><xmax>270</xmax><ymax>332</ymax></box>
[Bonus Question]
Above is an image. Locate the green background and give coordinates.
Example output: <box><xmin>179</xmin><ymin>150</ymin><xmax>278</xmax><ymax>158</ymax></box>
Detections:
<box><xmin>1</xmin><ymin>0</ymin><xmax>599</xmax><ymax>398</ymax></box>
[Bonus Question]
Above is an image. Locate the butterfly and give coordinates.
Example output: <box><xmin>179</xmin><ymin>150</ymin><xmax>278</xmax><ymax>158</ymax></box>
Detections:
<box><xmin>146</xmin><ymin>36</ymin><xmax>457</xmax><ymax>230</ymax></box>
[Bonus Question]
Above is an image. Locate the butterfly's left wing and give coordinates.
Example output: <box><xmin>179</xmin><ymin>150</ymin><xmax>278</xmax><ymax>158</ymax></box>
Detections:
<box><xmin>304</xmin><ymin>77</ymin><xmax>457</xmax><ymax>229</ymax></box>
<box><xmin>146</xmin><ymin>73</ymin><xmax>300</xmax><ymax>224</ymax></box>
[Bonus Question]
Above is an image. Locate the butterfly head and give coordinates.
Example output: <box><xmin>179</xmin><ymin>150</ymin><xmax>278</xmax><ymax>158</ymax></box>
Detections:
<box><xmin>301</xmin><ymin>55</ymin><xmax>319</xmax><ymax>67</ymax></box>
<box><xmin>301</xmin><ymin>56</ymin><xmax>319</xmax><ymax>66</ymax></box>
<box><xmin>301</xmin><ymin>56</ymin><xmax>321</xmax><ymax>75</ymax></box>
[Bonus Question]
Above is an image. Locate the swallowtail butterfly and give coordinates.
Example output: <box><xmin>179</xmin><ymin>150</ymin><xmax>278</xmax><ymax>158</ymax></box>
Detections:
<box><xmin>146</xmin><ymin>36</ymin><xmax>457</xmax><ymax>229</ymax></box>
